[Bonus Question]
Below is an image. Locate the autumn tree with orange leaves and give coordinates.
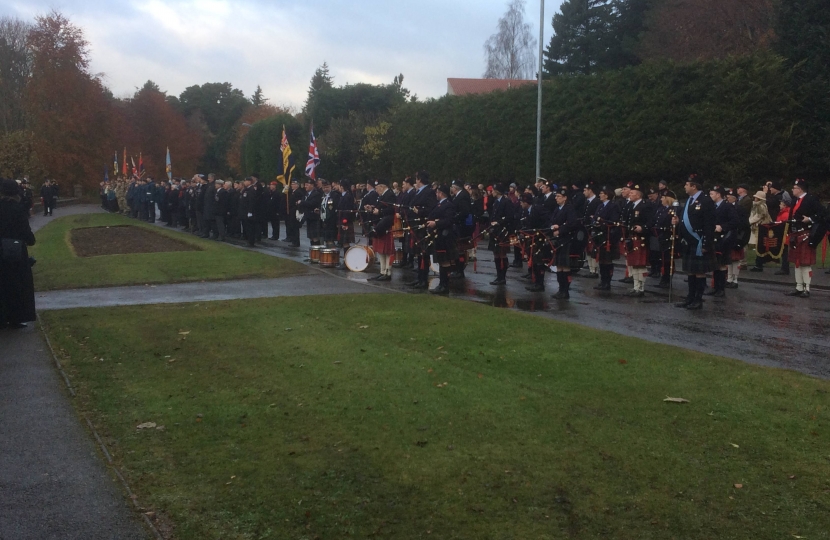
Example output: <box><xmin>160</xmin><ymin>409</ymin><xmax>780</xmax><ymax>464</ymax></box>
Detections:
<box><xmin>25</xmin><ymin>10</ymin><xmax>115</xmax><ymax>190</ymax></box>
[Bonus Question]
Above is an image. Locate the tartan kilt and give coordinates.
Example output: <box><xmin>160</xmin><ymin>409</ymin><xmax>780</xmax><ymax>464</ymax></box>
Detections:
<box><xmin>306</xmin><ymin>219</ymin><xmax>321</xmax><ymax>239</ymax></box>
<box><xmin>595</xmin><ymin>241</ymin><xmax>620</xmax><ymax>265</ymax></box>
<box><xmin>372</xmin><ymin>231</ymin><xmax>396</xmax><ymax>255</ymax></box>
<box><xmin>489</xmin><ymin>236</ymin><xmax>511</xmax><ymax>258</ymax></box>
<box><xmin>730</xmin><ymin>247</ymin><xmax>745</xmax><ymax>263</ymax></box>
<box><xmin>682</xmin><ymin>252</ymin><xmax>715</xmax><ymax>275</ymax></box>
<box><xmin>714</xmin><ymin>250</ymin><xmax>730</xmax><ymax>267</ymax></box>
<box><xmin>552</xmin><ymin>241</ymin><xmax>571</xmax><ymax>268</ymax></box>
<box><xmin>790</xmin><ymin>233</ymin><xmax>816</xmax><ymax>267</ymax></box>
<box><xmin>625</xmin><ymin>238</ymin><xmax>649</xmax><ymax>267</ymax></box>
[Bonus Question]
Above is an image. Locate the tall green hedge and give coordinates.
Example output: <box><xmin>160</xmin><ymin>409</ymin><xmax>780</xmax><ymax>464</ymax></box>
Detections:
<box><xmin>240</xmin><ymin>114</ymin><xmax>303</xmax><ymax>181</ymax></box>
<box><xmin>385</xmin><ymin>54</ymin><xmax>812</xmax><ymax>188</ymax></box>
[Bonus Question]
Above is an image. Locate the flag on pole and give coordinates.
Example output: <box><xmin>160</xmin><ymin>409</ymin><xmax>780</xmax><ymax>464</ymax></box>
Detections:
<box><xmin>305</xmin><ymin>124</ymin><xmax>319</xmax><ymax>180</ymax></box>
<box><xmin>277</xmin><ymin>126</ymin><xmax>296</xmax><ymax>184</ymax></box>
<box><xmin>139</xmin><ymin>153</ymin><xmax>145</xmax><ymax>175</ymax></box>
<box><xmin>113</xmin><ymin>152</ymin><xmax>118</xmax><ymax>177</ymax></box>
<box><xmin>122</xmin><ymin>147</ymin><xmax>128</xmax><ymax>176</ymax></box>
<box><xmin>104</xmin><ymin>167</ymin><xmax>109</xmax><ymax>183</ymax></box>
<box><xmin>166</xmin><ymin>147</ymin><xmax>172</xmax><ymax>180</ymax></box>
<box><xmin>131</xmin><ymin>156</ymin><xmax>137</xmax><ymax>176</ymax></box>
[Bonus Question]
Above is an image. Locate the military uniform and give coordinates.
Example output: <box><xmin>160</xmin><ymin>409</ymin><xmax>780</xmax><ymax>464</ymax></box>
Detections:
<box><xmin>622</xmin><ymin>187</ymin><xmax>655</xmax><ymax>297</ymax></box>
<box><xmin>426</xmin><ymin>186</ymin><xmax>457</xmax><ymax>294</ymax></box>
<box><xmin>675</xmin><ymin>176</ymin><xmax>716</xmax><ymax>310</ymax></box>
<box><xmin>707</xmin><ymin>186</ymin><xmax>740</xmax><ymax>297</ymax></box>
<box><xmin>590</xmin><ymin>190</ymin><xmax>622</xmax><ymax>290</ymax></box>
<box><xmin>406</xmin><ymin>179</ymin><xmax>437</xmax><ymax>289</ymax></box>
<box><xmin>785</xmin><ymin>179</ymin><xmax>826</xmax><ymax>297</ymax></box>
<box><xmin>487</xmin><ymin>187</ymin><xmax>515</xmax><ymax>286</ymax></box>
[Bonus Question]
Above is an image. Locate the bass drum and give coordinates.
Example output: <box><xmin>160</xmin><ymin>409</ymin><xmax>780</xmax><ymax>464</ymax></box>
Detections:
<box><xmin>345</xmin><ymin>245</ymin><xmax>375</xmax><ymax>272</ymax></box>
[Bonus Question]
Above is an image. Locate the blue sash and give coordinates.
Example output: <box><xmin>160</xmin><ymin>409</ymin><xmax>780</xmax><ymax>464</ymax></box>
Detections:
<box><xmin>683</xmin><ymin>197</ymin><xmax>703</xmax><ymax>256</ymax></box>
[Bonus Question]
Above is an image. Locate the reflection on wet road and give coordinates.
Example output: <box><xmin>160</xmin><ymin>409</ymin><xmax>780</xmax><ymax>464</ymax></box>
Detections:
<box><xmin>250</xmin><ymin>239</ymin><xmax>830</xmax><ymax>379</ymax></box>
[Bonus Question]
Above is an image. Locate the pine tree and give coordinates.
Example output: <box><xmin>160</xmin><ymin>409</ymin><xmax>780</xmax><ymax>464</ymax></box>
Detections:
<box><xmin>308</xmin><ymin>62</ymin><xmax>334</xmax><ymax>95</ymax></box>
<box><xmin>251</xmin><ymin>85</ymin><xmax>267</xmax><ymax>107</ymax></box>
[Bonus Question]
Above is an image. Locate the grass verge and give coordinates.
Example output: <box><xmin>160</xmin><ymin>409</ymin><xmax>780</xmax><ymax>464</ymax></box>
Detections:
<box><xmin>42</xmin><ymin>295</ymin><xmax>830</xmax><ymax>539</ymax></box>
<box><xmin>31</xmin><ymin>213</ymin><xmax>306</xmax><ymax>291</ymax></box>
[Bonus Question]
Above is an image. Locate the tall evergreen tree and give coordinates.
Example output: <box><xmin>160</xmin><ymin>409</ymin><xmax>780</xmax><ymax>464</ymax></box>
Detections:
<box><xmin>251</xmin><ymin>85</ymin><xmax>267</xmax><ymax>107</ymax></box>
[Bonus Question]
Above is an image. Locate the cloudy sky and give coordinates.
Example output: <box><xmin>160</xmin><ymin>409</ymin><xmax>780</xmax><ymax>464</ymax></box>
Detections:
<box><xmin>1</xmin><ymin>0</ymin><xmax>563</xmax><ymax>108</ymax></box>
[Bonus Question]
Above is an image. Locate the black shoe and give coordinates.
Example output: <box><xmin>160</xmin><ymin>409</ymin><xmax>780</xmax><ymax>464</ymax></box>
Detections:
<box><xmin>619</xmin><ymin>276</ymin><xmax>634</xmax><ymax>284</ymax></box>
<box><xmin>448</xmin><ymin>271</ymin><xmax>465</xmax><ymax>279</ymax></box>
<box><xmin>292</xmin><ymin>243</ymin><xmax>301</xmax><ymax>248</ymax></box>
<box><xmin>367</xmin><ymin>274</ymin><xmax>383</xmax><ymax>281</ymax></box>
<box><xmin>8</xmin><ymin>322</ymin><xmax>27</xmax><ymax>329</ymax></box>
<box><xmin>510</xmin><ymin>261</ymin><xmax>523</xmax><ymax>268</ymax></box>
<box><xmin>489</xmin><ymin>278</ymin><xmax>506</xmax><ymax>285</ymax></box>
<box><xmin>749</xmin><ymin>266</ymin><xmax>763</xmax><ymax>272</ymax></box>
<box><xmin>703</xmin><ymin>289</ymin><xmax>716</xmax><ymax>296</ymax></box>
<box><xmin>712</xmin><ymin>290</ymin><xmax>726</xmax><ymax>298</ymax></box>
<box><xmin>625</xmin><ymin>290</ymin><xmax>645</xmax><ymax>298</ymax></box>
<box><xmin>724</xmin><ymin>282</ymin><xmax>738</xmax><ymax>289</ymax></box>
<box><xmin>656</xmin><ymin>281</ymin><xmax>670</xmax><ymax>289</ymax></box>
<box><xmin>826</xmin><ymin>269</ymin><xmax>830</xmax><ymax>274</ymax></box>
<box><xmin>525</xmin><ymin>284</ymin><xmax>545</xmax><ymax>292</ymax></box>
<box><xmin>799</xmin><ymin>290</ymin><xmax>811</xmax><ymax>298</ymax></box>
<box><xmin>594</xmin><ymin>282</ymin><xmax>610</xmax><ymax>290</ymax></box>
<box><xmin>551</xmin><ymin>290</ymin><xmax>570</xmax><ymax>300</ymax></box>
<box><xmin>675</xmin><ymin>298</ymin><xmax>693</xmax><ymax>308</ymax></box>
<box><xmin>784</xmin><ymin>289</ymin><xmax>803</xmax><ymax>297</ymax></box>
<box><xmin>430</xmin><ymin>285</ymin><xmax>449</xmax><ymax>295</ymax></box>
<box><xmin>686</xmin><ymin>300</ymin><xmax>703</xmax><ymax>310</ymax></box>
<box><xmin>774</xmin><ymin>270</ymin><xmax>789</xmax><ymax>276</ymax></box>
<box><xmin>587</xmin><ymin>272</ymin><xmax>599</xmax><ymax>279</ymax></box>
<box><xmin>406</xmin><ymin>279</ymin><xmax>421</xmax><ymax>286</ymax></box>
<box><xmin>411</xmin><ymin>281</ymin><xmax>429</xmax><ymax>290</ymax></box>
<box><xmin>376</xmin><ymin>275</ymin><xmax>392</xmax><ymax>282</ymax></box>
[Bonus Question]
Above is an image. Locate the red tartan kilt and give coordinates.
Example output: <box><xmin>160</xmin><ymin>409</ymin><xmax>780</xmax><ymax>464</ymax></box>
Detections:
<box><xmin>372</xmin><ymin>232</ymin><xmax>395</xmax><ymax>255</ymax></box>
<box><xmin>625</xmin><ymin>238</ymin><xmax>648</xmax><ymax>267</ymax></box>
<box><xmin>790</xmin><ymin>234</ymin><xmax>816</xmax><ymax>267</ymax></box>
<box><xmin>586</xmin><ymin>238</ymin><xmax>595</xmax><ymax>254</ymax></box>
<box><xmin>730</xmin><ymin>248</ymin><xmax>745</xmax><ymax>262</ymax></box>
<box><xmin>619</xmin><ymin>240</ymin><xmax>627</xmax><ymax>256</ymax></box>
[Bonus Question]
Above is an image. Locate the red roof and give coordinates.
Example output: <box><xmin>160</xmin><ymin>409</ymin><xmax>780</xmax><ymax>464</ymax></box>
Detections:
<box><xmin>447</xmin><ymin>78</ymin><xmax>537</xmax><ymax>96</ymax></box>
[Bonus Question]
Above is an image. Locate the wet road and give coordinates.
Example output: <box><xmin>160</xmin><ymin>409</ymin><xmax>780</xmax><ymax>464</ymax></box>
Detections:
<box><xmin>250</xmin><ymin>236</ymin><xmax>830</xmax><ymax>379</ymax></box>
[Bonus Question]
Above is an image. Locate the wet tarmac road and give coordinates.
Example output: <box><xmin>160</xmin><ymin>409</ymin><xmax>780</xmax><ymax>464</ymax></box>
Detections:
<box><xmin>251</xmin><ymin>237</ymin><xmax>830</xmax><ymax>379</ymax></box>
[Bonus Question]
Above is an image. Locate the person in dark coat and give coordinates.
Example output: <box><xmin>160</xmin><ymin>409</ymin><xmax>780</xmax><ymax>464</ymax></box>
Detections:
<box><xmin>487</xmin><ymin>183</ymin><xmax>515</xmax><ymax>286</ymax></box>
<box><xmin>201</xmin><ymin>178</ymin><xmax>217</xmax><ymax>237</ymax></box>
<box><xmin>519</xmin><ymin>193</ymin><xmax>551</xmax><ymax>292</ymax></box>
<box><xmin>406</xmin><ymin>171</ymin><xmax>437</xmax><ymax>289</ymax></box>
<box><xmin>319</xmin><ymin>179</ymin><xmax>340</xmax><ymax>246</ymax></box>
<box><xmin>0</xmin><ymin>179</ymin><xmax>36</xmax><ymax>328</ymax></box>
<box><xmin>673</xmin><ymin>174</ymin><xmax>716</xmax><ymax>310</ymax></box>
<box><xmin>298</xmin><ymin>177</ymin><xmax>323</xmax><ymax>245</ymax></box>
<box><xmin>590</xmin><ymin>186</ymin><xmax>622</xmax><ymax>290</ymax></box>
<box><xmin>622</xmin><ymin>183</ymin><xmax>655</xmax><ymax>297</ymax></box>
<box><xmin>40</xmin><ymin>180</ymin><xmax>55</xmax><ymax>216</ymax></box>
<box><xmin>20</xmin><ymin>180</ymin><xmax>33</xmax><ymax>217</ymax></box>
<box><xmin>266</xmin><ymin>181</ymin><xmax>283</xmax><ymax>240</ymax></box>
<box><xmin>286</xmin><ymin>179</ymin><xmax>303</xmax><ymax>247</ymax></box>
<box><xmin>426</xmin><ymin>185</ymin><xmax>457</xmax><ymax>294</ymax></box>
<box><xmin>581</xmin><ymin>182</ymin><xmax>602</xmax><ymax>278</ymax></box>
<box><xmin>213</xmin><ymin>181</ymin><xmax>231</xmax><ymax>241</ymax></box>
<box><xmin>449</xmin><ymin>181</ymin><xmax>474</xmax><ymax>278</ymax></box>
<box><xmin>706</xmin><ymin>185</ymin><xmax>740</xmax><ymax>298</ymax></box>
<box><xmin>337</xmin><ymin>180</ymin><xmax>356</xmax><ymax>267</ymax></box>
<box><xmin>397</xmin><ymin>177</ymin><xmax>417</xmax><ymax>268</ymax></box>
<box><xmin>547</xmin><ymin>187</ymin><xmax>579</xmax><ymax>299</ymax></box>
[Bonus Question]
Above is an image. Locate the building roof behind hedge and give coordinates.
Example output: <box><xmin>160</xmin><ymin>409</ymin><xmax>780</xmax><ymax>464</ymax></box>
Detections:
<box><xmin>447</xmin><ymin>78</ymin><xmax>537</xmax><ymax>96</ymax></box>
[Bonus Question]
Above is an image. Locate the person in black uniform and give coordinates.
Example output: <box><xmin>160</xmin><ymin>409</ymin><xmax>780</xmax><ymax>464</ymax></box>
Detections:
<box><xmin>297</xmin><ymin>177</ymin><xmax>323</xmax><ymax>246</ymax></box>
<box><xmin>548</xmin><ymin>187</ymin><xmax>579</xmax><ymax>299</ymax></box>
<box><xmin>569</xmin><ymin>182</ymin><xmax>586</xmax><ymax>217</ymax></box>
<box><xmin>397</xmin><ymin>177</ymin><xmax>417</xmax><ymax>269</ymax></box>
<box><xmin>785</xmin><ymin>178</ymin><xmax>826</xmax><ymax>297</ymax></box>
<box><xmin>519</xmin><ymin>193</ymin><xmax>551</xmax><ymax>292</ymax></box>
<box><xmin>622</xmin><ymin>183</ymin><xmax>655</xmax><ymax>297</ymax></box>
<box><xmin>213</xmin><ymin>181</ymin><xmax>231</xmax><ymax>241</ymax></box>
<box><xmin>19</xmin><ymin>180</ymin><xmax>33</xmax><ymax>217</ymax></box>
<box><xmin>0</xmin><ymin>179</ymin><xmax>36</xmax><ymax>329</ymax></box>
<box><xmin>337</xmin><ymin>179</ymin><xmax>356</xmax><ymax>267</ymax></box>
<box><xmin>706</xmin><ymin>185</ymin><xmax>740</xmax><ymax>298</ymax></box>
<box><xmin>240</xmin><ymin>177</ymin><xmax>259</xmax><ymax>246</ymax></box>
<box><xmin>40</xmin><ymin>179</ymin><xmax>56</xmax><ymax>216</ymax></box>
<box><xmin>487</xmin><ymin>183</ymin><xmax>515</xmax><ymax>286</ymax></box>
<box><xmin>650</xmin><ymin>190</ymin><xmax>679</xmax><ymax>289</ymax></box>
<box><xmin>407</xmin><ymin>171</ymin><xmax>437</xmax><ymax>289</ymax></box>
<box><xmin>617</xmin><ymin>181</ymin><xmax>635</xmax><ymax>284</ymax></box>
<box><xmin>673</xmin><ymin>174</ymin><xmax>716</xmax><ymax>310</ymax></box>
<box><xmin>366</xmin><ymin>179</ymin><xmax>397</xmax><ymax>281</ymax></box>
<box><xmin>227</xmin><ymin>181</ymin><xmax>241</xmax><ymax>237</ymax></box>
<box><xmin>319</xmin><ymin>179</ymin><xmax>340</xmax><ymax>247</ymax></box>
<box><xmin>285</xmin><ymin>179</ymin><xmax>302</xmax><ymax>246</ymax></box>
<box><xmin>581</xmin><ymin>182</ymin><xmax>601</xmax><ymax>278</ymax></box>
<box><xmin>590</xmin><ymin>186</ymin><xmax>622</xmax><ymax>290</ymax></box>
<box><xmin>266</xmin><ymin>181</ymin><xmax>283</xmax><ymax>240</ymax></box>
<box><xmin>449</xmin><ymin>181</ymin><xmax>473</xmax><ymax>279</ymax></box>
<box><xmin>426</xmin><ymin>185</ymin><xmax>457</xmax><ymax>294</ymax></box>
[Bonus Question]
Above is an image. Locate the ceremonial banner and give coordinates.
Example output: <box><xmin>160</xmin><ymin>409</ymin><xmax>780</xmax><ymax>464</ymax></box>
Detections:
<box><xmin>113</xmin><ymin>152</ymin><xmax>118</xmax><ymax>177</ymax></box>
<box><xmin>305</xmin><ymin>125</ymin><xmax>319</xmax><ymax>180</ymax></box>
<box><xmin>122</xmin><ymin>147</ymin><xmax>128</xmax><ymax>176</ymax></box>
<box><xmin>139</xmin><ymin>153</ymin><xmax>145</xmax><ymax>175</ymax></box>
<box><xmin>104</xmin><ymin>167</ymin><xmax>109</xmax><ymax>183</ymax></box>
<box><xmin>277</xmin><ymin>126</ymin><xmax>296</xmax><ymax>184</ymax></box>
<box><xmin>166</xmin><ymin>147</ymin><xmax>172</xmax><ymax>180</ymax></box>
<box><xmin>131</xmin><ymin>156</ymin><xmax>137</xmax><ymax>176</ymax></box>
<box><xmin>756</xmin><ymin>222</ymin><xmax>789</xmax><ymax>260</ymax></box>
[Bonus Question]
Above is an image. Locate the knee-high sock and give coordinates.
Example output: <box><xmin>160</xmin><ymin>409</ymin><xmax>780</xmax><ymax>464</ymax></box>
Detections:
<box><xmin>803</xmin><ymin>266</ymin><xmax>812</xmax><ymax>291</ymax></box>
<box><xmin>794</xmin><ymin>266</ymin><xmax>804</xmax><ymax>291</ymax></box>
<box><xmin>378</xmin><ymin>254</ymin><xmax>389</xmax><ymax>275</ymax></box>
<box><xmin>696</xmin><ymin>276</ymin><xmax>708</xmax><ymax>300</ymax></box>
<box><xmin>587</xmin><ymin>257</ymin><xmax>598</xmax><ymax>273</ymax></box>
<box><xmin>729</xmin><ymin>262</ymin><xmax>740</xmax><ymax>282</ymax></box>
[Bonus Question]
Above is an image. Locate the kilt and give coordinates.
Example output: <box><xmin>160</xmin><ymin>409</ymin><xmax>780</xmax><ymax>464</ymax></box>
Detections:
<box><xmin>682</xmin><ymin>252</ymin><xmax>715</xmax><ymax>275</ymax></box>
<box><xmin>714</xmin><ymin>249</ymin><xmax>730</xmax><ymax>267</ymax></box>
<box><xmin>625</xmin><ymin>238</ymin><xmax>648</xmax><ymax>267</ymax></box>
<box><xmin>552</xmin><ymin>240</ymin><xmax>571</xmax><ymax>269</ymax></box>
<box><xmin>730</xmin><ymin>247</ymin><xmax>745</xmax><ymax>263</ymax></box>
<box><xmin>790</xmin><ymin>233</ymin><xmax>816</xmax><ymax>267</ymax></box>
<box><xmin>322</xmin><ymin>223</ymin><xmax>338</xmax><ymax>243</ymax></box>
<box><xmin>339</xmin><ymin>222</ymin><xmax>355</xmax><ymax>244</ymax></box>
<box><xmin>430</xmin><ymin>243</ymin><xmax>457</xmax><ymax>264</ymax></box>
<box><xmin>489</xmin><ymin>236</ymin><xmax>511</xmax><ymax>258</ymax></box>
<box><xmin>306</xmin><ymin>219</ymin><xmax>321</xmax><ymax>239</ymax></box>
<box><xmin>594</xmin><ymin>241</ymin><xmax>620</xmax><ymax>265</ymax></box>
<box><xmin>372</xmin><ymin>231</ymin><xmax>395</xmax><ymax>255</ymax></box>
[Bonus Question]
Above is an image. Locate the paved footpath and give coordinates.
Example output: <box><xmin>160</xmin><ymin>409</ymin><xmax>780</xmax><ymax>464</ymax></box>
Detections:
<box><xmin>0</xmin><ymin>206</ymin><xmax>150</xmax><ymax>539</ymax></box>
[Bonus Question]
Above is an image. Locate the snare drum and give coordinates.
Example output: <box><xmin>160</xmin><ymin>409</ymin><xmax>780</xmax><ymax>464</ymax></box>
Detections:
<box><xmin>309</xmin><ymin>245</ymin><xmax>322</xmax><ymax>263</ymax></box>
<box><xmin>392</xmin><ymin>246</ymin><xmax>404</xmax><ymax>267</ymax></box>
<box><xmin>344</xmin><ymin>245</ymin><xmax>375</xmax><ymax>272</ymax></box>
<box><xmin>319</xmin><ymin>248</ymin><xmax>340</xmax><ymax>268</ymax></box>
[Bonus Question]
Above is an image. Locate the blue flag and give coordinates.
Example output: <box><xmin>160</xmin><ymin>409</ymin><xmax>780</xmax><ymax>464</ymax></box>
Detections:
<box><xmin>104</xmin><ymin>167</ymin><xmax>109</xmax><ymax>183</ymax></box>
<box><xmin>166</xmin><ymin>147</ymin><xmax>172</xmax><ymax>180</ymax></box>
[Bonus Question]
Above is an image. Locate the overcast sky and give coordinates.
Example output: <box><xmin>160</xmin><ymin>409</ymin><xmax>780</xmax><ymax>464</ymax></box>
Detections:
<box><xmin>1</xmin><ymin>0</ymin><xmax>563</xmax><ymax>108</ymax></box>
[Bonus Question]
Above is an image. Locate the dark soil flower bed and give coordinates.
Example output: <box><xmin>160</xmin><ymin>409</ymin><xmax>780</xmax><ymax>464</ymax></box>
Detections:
<box><xmin>70</xmin><ymin>225</ymin><xmax>202</xmax><ymax>257</ymax></box>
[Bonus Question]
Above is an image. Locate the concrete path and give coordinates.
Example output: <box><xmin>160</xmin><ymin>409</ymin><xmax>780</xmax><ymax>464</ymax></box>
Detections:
<box><xmin>0</xmin><ymin>205</ymin><xmax>149</xmax><ymax>539</ymax></box>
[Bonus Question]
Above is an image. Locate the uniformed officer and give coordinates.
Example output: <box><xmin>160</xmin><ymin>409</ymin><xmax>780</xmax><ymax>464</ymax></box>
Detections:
<box><xmin>622</xmin><ymin>183</ymin><xmax>655</xmax><ymax>297</ymax></box>
<box><xmin>548</xmin><ymin>187</ymin><xmax>578</xmax><ymax>299</ymax></box>
<box><xmin>450</xmin><ymin>180</ymin><xmax>473</xmax><ymax>279</ymax></box>
<box><xmin>581</xmin><ymin>182</ymin><xmax>601</xmax><ymax>278</ymax></box>
<box><xmin>406</xmin><ymin>171</ymin><xmax>437</xmax><ymax>289</ymax></box>
<box><xmin>784</xmin><ymin>178</ymin><xmax>826</xmax><ymax>297</ymax></box>
<box><xmin>591</xmin><ymin>186</ymin><xmax>622</xmax><ymax>291</ymax></box>
<box><xmin>487</xmin><ymin>183</ymin><xmax>515</xmax><ymax>286</ymax></box>
<box><xmin>706</xmin><ymin>185</ymin><xmax>739</xmax><ymax>298</ymax></box>
<box><xmin>673</xmin><ymin>174</ymin><xmax>716</xmax><ymax>310</ymax></box>
<box><xmin>520</xmin><ymin>193</ymin><xmax>551</xmax><ymax>292</ymax></box>
<box><xmin>426</xmin><ymin>184</ymin><xmax>457</xmax><ymax>294</ymax></box>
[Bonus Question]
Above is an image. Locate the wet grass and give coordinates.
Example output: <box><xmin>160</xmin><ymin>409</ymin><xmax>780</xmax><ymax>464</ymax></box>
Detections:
<box><xmin>30</xmin><ymin>213</ymin><xmax>306</xmax><ymax>291</ymax></box>
<box><xmin>42</xmin><ymin>295</ymin><xmax>830</xmax><ymax>540</ymax></box>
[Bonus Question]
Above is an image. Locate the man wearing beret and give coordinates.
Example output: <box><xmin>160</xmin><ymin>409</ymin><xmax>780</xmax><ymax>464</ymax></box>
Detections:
<box><xmin>427</xmin><ymin>185</ymin><xmax>457</xmax><ymax>294</ymax></box>
<box><xmin>407</xmin><ymin>171</ymin><xmax>437</xmax><ymax>289</ymax></box>
<box><xmin>581</xmin><ymin>182</ymin><xmax>601</xmax><ymax>278</ymax></box>
<box><xmin>298</xmin><ymin>177</ymin><xmax>323</xmax><ymax>246</ymax></box>
<box><xmin>548</xmin><ymin>187</ymin><xmax>579</xmax><ymax>299</ymax></box>
<box><xmin>784</xmin><ymin>178</ymin><xmax>825</xmax><ymax>297</ymax></box>
<box><xmin>519</xmin><ymin>192</ymin><xmax>550</xmax><ymax>292</ymax></box>
<box><xmin>672</xmin><ymin>174</ymin><xmax>716</xmax><ymax>310</ymax></box>
<box><xmin>705</xmin><ymin>185</ymin><xmax>740</xmax><ymax>298</ymax></box>
<box><xmin>487</xmin><ymin>183</ymin><xmax>515</xmax><ymax>286</ymax></box>
<box><xmin>622</xmin><ymin>183</ymin><xmax>655</xmax><ymax>297</ymax></box>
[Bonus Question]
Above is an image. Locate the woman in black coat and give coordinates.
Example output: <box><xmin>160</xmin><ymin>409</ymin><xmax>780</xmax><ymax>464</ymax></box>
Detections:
<box><xmin>0</xmin><ymin>179</ymin><xmax>36</xmax><ymax>328</ymax></box>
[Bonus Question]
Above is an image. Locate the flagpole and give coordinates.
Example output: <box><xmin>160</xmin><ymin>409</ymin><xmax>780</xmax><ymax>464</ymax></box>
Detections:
<box><xmin>535</xmin><ymin>0</ymin><xmax>545</xmax><ymax>181</ymax></box>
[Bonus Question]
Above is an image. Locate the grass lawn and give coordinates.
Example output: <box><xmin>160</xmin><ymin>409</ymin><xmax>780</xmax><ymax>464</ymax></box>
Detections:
<box><xmin>31</xmin><ymin>213</ymin><xmax>306</xmax><ymax>291</ymax></box>
<box><xmin>42</xmin><ymin>295</ymin><xmax>829</xmax><ymax>540</ymax></box>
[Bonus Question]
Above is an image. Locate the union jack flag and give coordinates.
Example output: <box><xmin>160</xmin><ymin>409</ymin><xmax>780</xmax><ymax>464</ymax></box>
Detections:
<box><xmin>305</xmin><ymin>125</ymin><xmax>320</xmax><ymax>179</ymax></box>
